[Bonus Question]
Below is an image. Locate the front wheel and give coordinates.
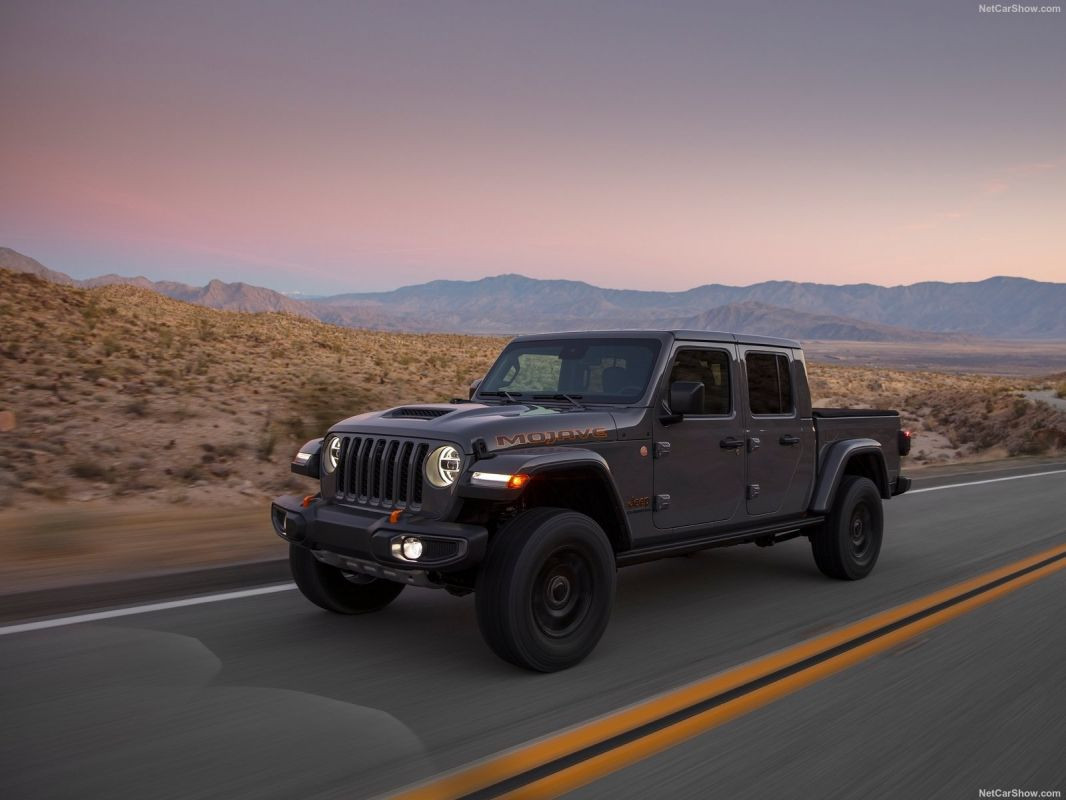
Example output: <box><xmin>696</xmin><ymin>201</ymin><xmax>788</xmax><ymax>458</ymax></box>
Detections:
<box><xmin>476</xmin><ymin>508</ymin><xmax>616</xmax><ymax>672</ymax></box>
<box><xmin>290</xmin><ymin>544</ymin><xmax>405</xmax><ymax>614</ymax></box>
<box><xmin>810</xmin><ymin>475</ymin><xmax>884</xmax><ymax>580</ymax></box>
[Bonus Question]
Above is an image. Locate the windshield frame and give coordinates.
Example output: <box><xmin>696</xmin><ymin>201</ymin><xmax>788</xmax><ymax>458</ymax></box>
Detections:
<box><xmin>476</xmin><ymin>335</ymin><xmax>667</xmax><ymax>407</ymax></box>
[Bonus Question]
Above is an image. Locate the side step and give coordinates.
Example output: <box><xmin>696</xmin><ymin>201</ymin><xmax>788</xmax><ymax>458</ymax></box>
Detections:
<box><xmin>616</xmin><ymin>517</ymin><xmax>823</xmax><ymax>567</ymax></box>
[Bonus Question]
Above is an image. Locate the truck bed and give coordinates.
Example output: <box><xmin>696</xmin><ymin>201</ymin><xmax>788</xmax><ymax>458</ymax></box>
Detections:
<box><xmin>813</xmin><ymin>407</ymin><xmax>904</xmax><ymax>488</ymax></box>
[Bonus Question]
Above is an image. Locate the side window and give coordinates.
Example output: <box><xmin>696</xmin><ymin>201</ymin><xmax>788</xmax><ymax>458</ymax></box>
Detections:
<box><xmin>746</xmin><ymin>352</ymin><xmax>793</xmax><ymax>415</ymax></box>
<box><xmin>667</xmin><ymin>348</ymin><xmax>731</xmax><ymax>415</ymax></box>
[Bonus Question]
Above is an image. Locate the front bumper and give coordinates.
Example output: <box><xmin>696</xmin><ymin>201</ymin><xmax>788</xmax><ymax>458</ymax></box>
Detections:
<box><xmin>270</xmin><ymin>495</ymin><xmax>488</xmax><ymax>582</ymax></box>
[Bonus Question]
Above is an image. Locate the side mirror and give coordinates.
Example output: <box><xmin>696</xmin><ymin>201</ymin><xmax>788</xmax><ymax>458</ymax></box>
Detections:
<box><xmin>469</xmin><ymin>378</ymin><xmax>483</xmax><ymax>400</ymax></box>
<box><xmin>290</xmin><ymin>438</ymin><xmax>323</xmax><ymax>479</ymax></box>
<box><xmin>669</xmin><ymin>381</ymin><xmax>705</xmax><ymax>417</ymax></box>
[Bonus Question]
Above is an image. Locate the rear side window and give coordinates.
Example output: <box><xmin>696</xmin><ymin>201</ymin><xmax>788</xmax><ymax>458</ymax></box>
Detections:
<box><xmin>666</xmin><ymin>348</ymin><xmax>731</xmax><ymax>415</ymax></box>
<box><xmin>746</xmin><ymin>352</ymin><xmax>793</xmax><ymax>415</ymax></box>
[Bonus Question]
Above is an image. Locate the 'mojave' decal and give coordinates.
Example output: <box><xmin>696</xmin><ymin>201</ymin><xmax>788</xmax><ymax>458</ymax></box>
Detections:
<box><xmin>495</xmin><ymin>427</ymin><xmax>609</xmax><ymax>448</ymax></box>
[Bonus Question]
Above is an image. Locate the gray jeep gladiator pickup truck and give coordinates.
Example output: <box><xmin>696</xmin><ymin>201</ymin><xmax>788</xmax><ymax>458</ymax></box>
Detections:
<box><xmin>272</xmin><ymin>330</ymin><xmax>911</xmax><ymax>671</ymax></box>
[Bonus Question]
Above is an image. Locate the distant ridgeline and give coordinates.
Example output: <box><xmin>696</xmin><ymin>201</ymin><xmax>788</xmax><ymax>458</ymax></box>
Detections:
<box><xmin>3</xmin><ymin>247</ymin><xmax>1064</xmax><ymax>340</ymax></box>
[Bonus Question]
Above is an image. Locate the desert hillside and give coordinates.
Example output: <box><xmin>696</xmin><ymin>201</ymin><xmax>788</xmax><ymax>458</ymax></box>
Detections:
<box><xmin>1</xmin><ymin>267</ymin><xmax>1064</xmax><ymax>514</ymax></box>
<box><xmin>0</xmin><ymin>269</ymin><xmax>505</xmax><ymax>510</ymax></box>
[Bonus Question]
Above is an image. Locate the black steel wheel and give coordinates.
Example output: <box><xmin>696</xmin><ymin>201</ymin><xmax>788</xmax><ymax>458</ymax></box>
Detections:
<box><xmin>289</xmin><ymin>544</ymin><xmax>405</xmax><ymax>614</ymax></box>
<box><xmin>476</xmin><ymin>508</ymin><xmax>616</xmax><ymax>672</ymax></box>
<box><xmin>811</xmin><ymin>475</ymin><xmax>884</xmax><ymax>580</ymax></box>
<box><xmin>532</xmin><ymin>547</ymin><xmax>595</xmax><ymax>639</ymax></box>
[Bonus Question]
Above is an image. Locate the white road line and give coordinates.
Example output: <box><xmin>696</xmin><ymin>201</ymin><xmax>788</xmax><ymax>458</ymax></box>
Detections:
<box><xmin>906</xmin><ymin>469</ymin><xmax>1066</xmax><ymax>495</ymax></box>
<box><xmin>2</xmin><ymin>468</ymin><xmax>1064</xmax><ymax>636</ymax></box>
<box><xmin>0</xmin><ymin>582</ymin><xmax>296</xmax><ymax>636</ymax></box>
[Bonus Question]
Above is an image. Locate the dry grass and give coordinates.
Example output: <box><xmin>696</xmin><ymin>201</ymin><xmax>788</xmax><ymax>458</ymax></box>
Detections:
<box><xmin>807</xmin><ymin>363</ymin><xmax>1066</xmax><ymax>464</ymax></box>
<box><xmin>0</xmin><ymin>268</ymin><xmax>505</xmax><ymax>512</ymax></box>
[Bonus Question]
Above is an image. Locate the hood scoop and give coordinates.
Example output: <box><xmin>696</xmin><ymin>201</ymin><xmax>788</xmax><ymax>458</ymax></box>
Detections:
<box><xmin>386</xmin><ymin>407</ymin><xmax>454</xmax><ymax>419</ymax></box>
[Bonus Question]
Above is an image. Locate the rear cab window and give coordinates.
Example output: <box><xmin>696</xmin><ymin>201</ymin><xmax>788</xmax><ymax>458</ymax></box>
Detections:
<box><xmin>745</xmin><ymin>351</ymin><xmax>793</xmax><ymax>416</ymax></box>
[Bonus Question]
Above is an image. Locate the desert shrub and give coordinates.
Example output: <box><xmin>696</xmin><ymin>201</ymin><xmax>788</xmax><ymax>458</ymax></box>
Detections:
<box><xmin>1056</xmin><ymin>382</ymin><xmax>1066</xmax><ymax>399</ymax></box>
<box><xmin>215</xmin><ymin>442</ymin><xmax>243</xmax><ymax>459</ymax></box>
<box><xmin>195</xmin><ymin>317</ymin><xmax>216</xmax><ymax>341</ymax></box>
<box><xmin>68</xmin><ymin>459</ymin><xmax>114</xmax><ymax>482</ymax></box>
<box><xmin>176</xmin><ymin>464</ymin><xmax>205</xmax><ymax>483</ymax></box>
<box><xmin>124</xmin><ymin>398</ymin><xmax>150</xmax><ymax>417</ymax></box>
<box><xmin>281</xmin><ymin>376</ymin><xmax>372</xmax><ymax>441</ymax></box>
<box><xmin>101</xmin><ymin>335</ymin><xmax>121</xmax><ymax>357</ymax></box>
<box><xmin>81</xmin><ymin>298</ymin><xmax>103</xmax><ymax>330</ymax></box>
<box><xmin>256</xmin><ymin>430</ymin><xmax>277</xmax><ymax>461</ymax></box>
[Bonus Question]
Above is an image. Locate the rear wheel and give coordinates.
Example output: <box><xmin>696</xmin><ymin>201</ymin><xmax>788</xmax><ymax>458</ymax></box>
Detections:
<box><xmin>811</xmin><ymin>475</ymin><xmax>883</xmax><ymax>580</ymax></box>
<box><xmin>290</xmin><ymin>544</ymin><xmax>405</xmax><ymax>614</ymax></box>
<box><xmin>476</xmin><ymin>508</ymin><xmax>616</xmax><ymax>672</ymax></box>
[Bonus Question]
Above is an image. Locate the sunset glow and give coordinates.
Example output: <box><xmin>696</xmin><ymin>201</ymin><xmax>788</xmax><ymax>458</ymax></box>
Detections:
<box><xmin>1</xmin><ymin>1</ymin><xmax>1063</xmax><ymax>293</ymax></box>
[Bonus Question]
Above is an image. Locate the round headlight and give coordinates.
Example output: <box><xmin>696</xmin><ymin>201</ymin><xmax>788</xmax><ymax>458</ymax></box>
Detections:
<box><xmin>323</xmin><ymin>436</ymin><xmax>342</xmax><ymax>474</ymax></box>
<box><xmin>425</xmin><ymin>445</ymin><xmax>462</xmax><ymax>488</ymax></box>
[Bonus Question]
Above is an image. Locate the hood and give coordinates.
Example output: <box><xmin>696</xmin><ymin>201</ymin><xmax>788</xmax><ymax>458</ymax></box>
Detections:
<box><xmin>329</xmin><ymin>402</ymin><xmax>622</xmax><ymax>454</ymax></box>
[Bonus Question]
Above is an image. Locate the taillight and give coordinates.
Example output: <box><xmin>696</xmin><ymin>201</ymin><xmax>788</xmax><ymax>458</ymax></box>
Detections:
<box><xmin>898</xmin><ymin>429</ymin><xmax>912</xmax><ymax>456</ymax></box>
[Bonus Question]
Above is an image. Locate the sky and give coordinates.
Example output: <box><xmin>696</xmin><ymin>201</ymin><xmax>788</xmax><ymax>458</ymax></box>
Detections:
<box><xmin>1</xmin><ymin>0</ymin><xmax>1063</xmax><ymax>295</ymax></box>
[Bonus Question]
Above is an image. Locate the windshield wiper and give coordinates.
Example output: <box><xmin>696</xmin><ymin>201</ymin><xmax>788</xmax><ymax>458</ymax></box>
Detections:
<box><xmin>533</xmin><ymin>393</ymin><xmax>586</xmax><ymax>410</ymax></box>
<box><xmin>480</xmin><ymin>390</ymin><xmax>523</xmax><ymax>404</ymax></box>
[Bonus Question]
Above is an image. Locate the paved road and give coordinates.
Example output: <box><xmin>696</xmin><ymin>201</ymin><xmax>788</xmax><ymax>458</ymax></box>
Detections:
<box><xmin>2</xmin><ymin>463</ymin><xmax>1065</xmax><ymax>799</ymax></box>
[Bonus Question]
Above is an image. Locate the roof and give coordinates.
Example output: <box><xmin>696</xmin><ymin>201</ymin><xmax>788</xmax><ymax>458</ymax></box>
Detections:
<box><xmin>510</xmin><ymin>329</ymin><xmax>802</xmax><ymax>349</ymax></box>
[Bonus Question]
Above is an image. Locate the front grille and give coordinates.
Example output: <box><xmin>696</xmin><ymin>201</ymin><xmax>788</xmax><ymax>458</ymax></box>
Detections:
<box><xmin>334</xmin><ymin>435</ymin><xmax>430</xmax><ymax>509</ymax></box>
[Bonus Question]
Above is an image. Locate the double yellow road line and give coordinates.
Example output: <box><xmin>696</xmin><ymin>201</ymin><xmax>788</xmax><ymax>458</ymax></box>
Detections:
<box><xmin>393</xmin><ymin>541</ymin><xmax>1066</xmax><ymax>800</ymax></box>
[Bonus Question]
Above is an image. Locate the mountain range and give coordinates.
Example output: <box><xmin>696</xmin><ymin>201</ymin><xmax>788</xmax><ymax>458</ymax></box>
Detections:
<box><xmin>3</xmin><ymin>246</ymin><xmax>1064</xmax><ymax>340</ymax></box>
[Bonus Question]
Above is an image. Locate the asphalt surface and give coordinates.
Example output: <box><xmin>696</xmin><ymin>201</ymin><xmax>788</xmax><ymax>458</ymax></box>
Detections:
<box><xmin>2</xmin><ymin>462</ymin><xmax>1065</xmax><ymax>799</ymax></box>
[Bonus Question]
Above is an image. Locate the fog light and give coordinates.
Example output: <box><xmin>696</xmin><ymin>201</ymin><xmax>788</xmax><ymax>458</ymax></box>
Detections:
<box><xmin>401</xmin><ymin>537</ymin><xmax>423</xmax><ymax>560</ymax></box>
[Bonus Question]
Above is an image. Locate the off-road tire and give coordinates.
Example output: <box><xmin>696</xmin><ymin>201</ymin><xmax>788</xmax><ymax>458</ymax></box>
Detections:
<box><xmin>290</xmin><ymin>544</ymin><xmax>405</xmax><ymax>614</ymax></box>
<box><xmin>476</xmin><ymin>508</ymin><xmax>616</xmax><ymax>672</ymax></box>
<box><xmin>811</xmin><ymin>475</ymin><xmax>884</xmax><ymax>580</ymax></box>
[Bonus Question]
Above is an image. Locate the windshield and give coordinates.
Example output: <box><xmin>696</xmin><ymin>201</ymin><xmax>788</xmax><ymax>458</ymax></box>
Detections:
<box><xmin>478</xmin><ymin>338</ymin><xmax>662</xmax><ymax>404</ymax></box>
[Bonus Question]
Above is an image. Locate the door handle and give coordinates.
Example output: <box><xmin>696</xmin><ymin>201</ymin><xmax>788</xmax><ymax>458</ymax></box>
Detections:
<box><xmin>720</xmin><ymin>437</ymin><xmax>745</xmax><ymax>450</ymax></box>
<box><xmin>779</xmin><ymin>435</ymin><xmax>801</xmax><ymax>446</ymax></box>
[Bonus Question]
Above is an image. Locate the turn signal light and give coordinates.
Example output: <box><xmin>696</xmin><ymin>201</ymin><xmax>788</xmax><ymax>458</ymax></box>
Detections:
<box><xmin>506</xmin><ymin>474</ymin><xmax>530</xmax><ymax>489</ymax></box>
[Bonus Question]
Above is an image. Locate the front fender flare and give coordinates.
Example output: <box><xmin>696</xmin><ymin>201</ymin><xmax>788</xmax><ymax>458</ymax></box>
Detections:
<box><xmin>457</xmin><ymin>447</ymin><xmax>632</xmax><ymax>549</ymax></box>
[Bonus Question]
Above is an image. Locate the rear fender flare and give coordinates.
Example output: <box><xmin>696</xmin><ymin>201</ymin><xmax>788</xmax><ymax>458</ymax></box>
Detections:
<box><xmin>810</xmin><ymin>439</ymin><xmax>889</xmax><ymax>513</ymax></box>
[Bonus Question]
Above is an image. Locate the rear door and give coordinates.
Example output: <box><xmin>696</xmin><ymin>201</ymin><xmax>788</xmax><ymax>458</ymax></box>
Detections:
<box><xmin>652</xmin><ymin>344</ymin><xmax>745</xmax><ymax>529</ymax></box>
<box><xmin>740</xmin><ymin>348</ymin><xmax>806</xmax><ymax>517</ymax></box>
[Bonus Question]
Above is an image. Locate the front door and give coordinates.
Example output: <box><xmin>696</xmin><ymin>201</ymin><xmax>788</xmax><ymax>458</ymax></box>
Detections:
<box><xmin>652</xmin><ymin>345</ymin><xmax>745</xmax><ymax>529</ymax></box>
<box><xmin>740</xmin><ymin>347</ymin><xmax>805</xmax><ymax>517</ymax></box>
